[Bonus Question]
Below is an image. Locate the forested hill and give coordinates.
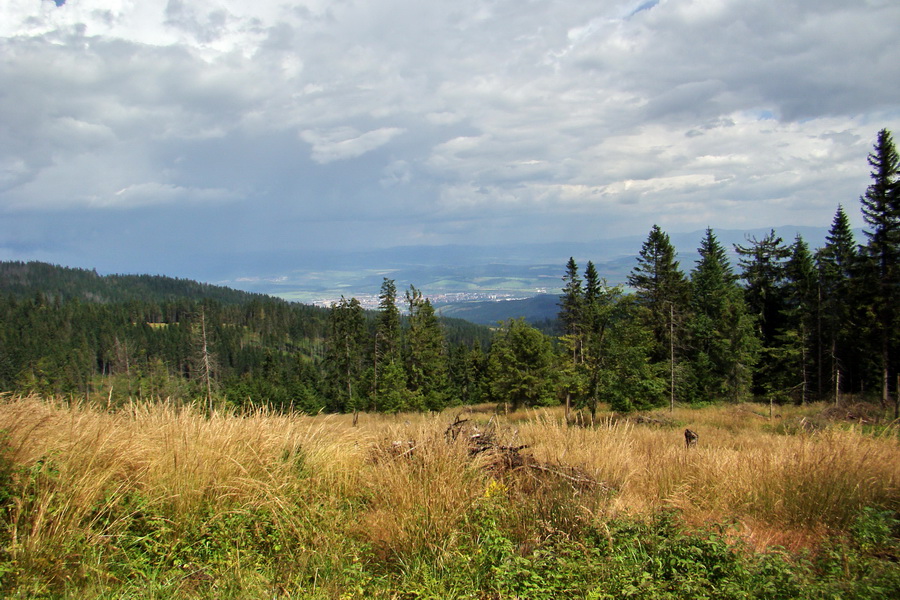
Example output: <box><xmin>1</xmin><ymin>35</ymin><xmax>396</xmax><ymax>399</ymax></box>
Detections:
<box><xmin>0</xmin><ymin>261</ymin><xmax>265</xmax><ymax>305</ymax></box>
<box><xmin>0</xmin><ymin>261</ymin><xmax>494</xmax><ymax>412</ymax></box>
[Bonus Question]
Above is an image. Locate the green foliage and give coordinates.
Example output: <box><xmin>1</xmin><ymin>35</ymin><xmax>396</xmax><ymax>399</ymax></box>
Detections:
<box><xmin>851</xmin><ymin>507</ymin><xmax>900</xmax><ymax>554</ymax></box>
<box><xmin>0</xmin><ymin>266</ymin><xmax>495</xmax><ymax>414</ymax></box>
<box><xmin>817</xmin><ymin>205</ymin><xmax>863</xmax><ymax>399</ymax></box>
<box><xmin>627</xmin><ymin>225</ymin><xmax>691</xmax><ymax>364</ymax></box>
<box><xmin>5</xmin><ymin>129</ymin><xmax>900</xmax><ymax>413</ymax></box>
<box><xmin>326</xmin><ymin>296</ymin><xmax>367</xmax><ymax>413</ymax></box>
<box><xmin>859</xmin><ymin>129</ymin><xmax>900</xmax><ymax>405</ymax></box>
<box><xmin>689</xmin><ymin>228</ymin><xmax>758</xmax><ymax>403</ymax></box>
<box><xmin>560</xmin><ymin>257</ymin><xmax>584</xmax><ymax>348</ymax></box>
<box><xmin>487</xmin><ymin>319</ymin><xmax>559</xmax><ymax>410</ymax></box>
<box><xmin>388</xmin><ymin>508</ymin><xmax>900</xmax><ymax>600</ymax></box>
<box><xmin>448</xmin><ymin>342</ymin><xmax>487</xmax><ymax>406</ymax></box>
<box><xmin>736</xmin><ymin>230</ymin><xmax>792</xmax><ymax>397</ymax></box>
<box><xmin>0</xmin><ymin>261</ymin><xmax>268</xmax><ymax>306</ymax></box>
<box><xmin>405</xmin><ymin>286</ymin><xmax>451</xmax><ymax>412</ymax></box>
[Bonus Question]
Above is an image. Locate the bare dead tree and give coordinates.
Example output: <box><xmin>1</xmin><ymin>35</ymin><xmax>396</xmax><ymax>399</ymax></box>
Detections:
<box><xmin>192</xmin><ymin>307</ymin><xmax>218</xmax><ymax>416</ymax></box>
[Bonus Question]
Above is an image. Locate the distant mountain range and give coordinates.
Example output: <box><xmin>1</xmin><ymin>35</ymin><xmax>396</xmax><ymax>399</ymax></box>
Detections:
<box><xmin>217</xmin><ymin>225</ymin><xmax>852</xmax><ymax>307</ymax></box>
<box><xmin>2</xmin><ymin>225</ymin><xmax>860</xmax><ymax>328</ymax></box>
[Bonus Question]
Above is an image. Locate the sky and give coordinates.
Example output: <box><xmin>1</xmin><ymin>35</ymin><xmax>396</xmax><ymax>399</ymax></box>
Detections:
<box><xmin>1</xmin><ymin>0</ymin><xmax>899</xmax><ymax>283</ymax></box>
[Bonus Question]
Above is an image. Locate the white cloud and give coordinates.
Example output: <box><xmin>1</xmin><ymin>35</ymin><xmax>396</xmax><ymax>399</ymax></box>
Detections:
<box><xmin>0</xmin><ymin>0</ymin><xmax>898</xmax><ymax>275</ymax></box>
<box><xmin>106</xmin><ymin>182</ymin><xmax>239</xmax><ymax>208</ymax></box>
<box><xmin>300</xmin><ymin>127</ymin><xmax>406</xmax><ymax>164</ymax></box>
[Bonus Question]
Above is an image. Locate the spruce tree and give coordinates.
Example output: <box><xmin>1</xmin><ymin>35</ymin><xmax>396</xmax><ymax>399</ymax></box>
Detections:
<box><xmin>735</xmin><ymin>230</ymin><xmax>791</xmax><ymax>397</ymax></box>
<box><xmin>487</xmin><ymin>319</ymin><xmax>558</xmax><ymax>412</ymax></box>
<box><xmin>580</xmin><ymin>260</ymin><xmax>604</xmax><ymax>413</ymax></box>
<box><xmin>628</xmin><ymin>225</ymin><xmax>690</xmax><ymax>353</ymax></box>
<box><xmin>583</xmin><ymin>261</ymin><xmax>602</xmax><ymax>315</ymax></box>
<box><xmin>816</xmin><ymin>205</ymin><xmax>860</xmax><ymax>399</ymax></box>
<box><xmin>373</xmin><ymin>278</ymin><xmax>407</xmax><ymax>411</ymax></box>
<box><xmin>627</xmin><ymin>225</ymin><xmax>690</xmax><ymax>405</ymax></box>
<box><xmin>781</xmin><ymin>235</ymin><xmax>818</xmax><ymax>403</ymax></box>
<box><xmin>376</xmin><ymin>278</ymin><xmax>402</xmax><ymax>364</ymax></box>
<box><xmin>449</xmin><ymin>341</ymin><xmax>486</xmax><ymax>406</ymax></box>
<box><xmin>405</xmin><ymin>286</ymin><xmax>450</xmax><ymax>411</ymax></box>
<box><xmin>559</xmin><ymin>257</ymin><xmax>584</xmax><ymax>363</ymax></box>
<box><xmin>859</xmin><ymin>129</ymin><xmax>900</xmax><ymax>404</ymax></box>
<box><xmin>689</xmin><ymin>228</ymin><xmax>756</xmax><ymax>402</ymax></box>
<box><xmin>326</xmin><ymin>296</ymin><xmax>366</xmax><ymax>413</ymax></box>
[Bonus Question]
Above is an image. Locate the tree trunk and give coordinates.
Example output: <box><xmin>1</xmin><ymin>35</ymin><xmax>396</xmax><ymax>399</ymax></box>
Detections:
<box><xmin>669</xmin><ymin>303</ymin><xmax>675</xmax><ymax>412</ymax></box>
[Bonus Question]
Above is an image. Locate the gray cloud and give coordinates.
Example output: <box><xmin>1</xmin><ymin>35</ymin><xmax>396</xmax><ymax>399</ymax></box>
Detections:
<box><xmin>1</xmin><ymin>0</ymin><xmax>899</xmax><ymax>280</ymax></box>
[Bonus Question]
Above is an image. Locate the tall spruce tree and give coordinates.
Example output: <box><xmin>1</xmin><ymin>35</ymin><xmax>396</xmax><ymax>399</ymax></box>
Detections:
<box><xmin>581</xmin><ymin>261</ymin><xmax>604</xmax><ymax>409</ymax></box>
<box><xmin>816</xmin><ymin>205</ymin><xmax>860</xmax><ymax>399</ymax></box>
<box><xmin>374</xmin><ymin>278</ymin><xmax>407</xmax><ymax>412</ymax></box>
<box><xmin>583</xmin><ymin>261</ymin><xmax>602</xmax><ymax>316</ymax></box>
<box><xmin>735</xmin><ymin>230</ymin><xmax>791</xmax><ymax>398</ymax></box>
<box><xmin>376</xmin><ymin>278</ymin><xmax>402</xmax><ymax>364</ymax></box>
<box><xmin>405</xmin><ymin>286</ymin><xmax>450</xmax><ymax>411</ymax></box>
<box><xmin>781</xmin><ymin>235</ymin><xmax>818</xmax><ymax>403</ymax></box>
<box><xmin>557</xmin><ymin>258</ymin><xmax>589</xmax><ymax>420</ymax></box>
<box><xmin>559</xmin><ymin>257</ymin><xmax>584</xmax><ymax>363</ymax></box>
<box><xmin>689</xmin><ymin>228</ymin><xmax>756</xmax><ymax>402</ymax></box>
<box><xmin>326</xmin><ymin>296</ymin><xmax>366</xmax><ymax>413</ymax></box>
<box><xmin>859</xmin><ymin>128</ymin><xmax>900</xmax><ymax>405</ymax></box>
<box><xmin>627</xmin><ymin>225</ymin><xmax>690</xmax><ymax>406</ymax></box>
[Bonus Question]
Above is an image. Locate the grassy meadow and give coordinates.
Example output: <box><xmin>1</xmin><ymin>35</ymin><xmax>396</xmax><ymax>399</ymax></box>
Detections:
<box><xmin>0</xmin><ymin>395</ymin><xmax>898</xmax><ymax>599</ymax></box>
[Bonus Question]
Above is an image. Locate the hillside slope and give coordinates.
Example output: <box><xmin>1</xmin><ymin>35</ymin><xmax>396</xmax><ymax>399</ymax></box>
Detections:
<box><xmin>0</xmin><ymin>261</ymin><xmax>267</xmax><ymax>305</ymax></box>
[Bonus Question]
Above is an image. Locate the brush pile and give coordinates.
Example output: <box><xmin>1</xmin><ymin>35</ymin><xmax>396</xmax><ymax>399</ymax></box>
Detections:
<box><xmin>371</xmin><ymin>414</ymin><xmax>603</xmax><ymax>493</ymax></box>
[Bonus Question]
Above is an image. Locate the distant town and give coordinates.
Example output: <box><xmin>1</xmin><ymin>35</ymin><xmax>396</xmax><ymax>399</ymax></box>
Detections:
<box><xmin>310</xmin><ymin>290</ymin><xmax>549</xmax><ymax>310</ymax></box>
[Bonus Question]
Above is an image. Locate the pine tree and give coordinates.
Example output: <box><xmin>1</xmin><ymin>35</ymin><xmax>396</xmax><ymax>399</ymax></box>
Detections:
<box><xmin>376</xmin><ymin>278</ymin><xmax>402</xmax><ymax>364</ymax></box>
<box><xmin>627</xmin><ymin>225</ymin><xmax>690</xmax><ymax>405</ymax></box>
<box><xmin>628</xmin><ymin>225</ymin><xmax>690</xmax><ymax>350</ymax></box>
<box><xmin>603</xmin><ymin>294</ymin><xmax>665</xmax><ymax>413</ymax></box>
<box><xmin>577</xmin><ymin>260</ymin><xmax>604</xmax><ymax>419</ymax></box>
<box><xmin>816</xmin><ymin>205</ymin><xmax>860</xmax><ymax>400</ymax></box>
<box><xmin>449</xmin><ymin>341</ymin><xmax>486</xmax><ymax>406</ymax></box>
<box><xmin>373</xmin><ymin>278</ymin><xmax>406</xmax><ymax>411</ymax></box>
<box><xmin>583</xmin><ymin>261</ymin><xmax>602</xmax><ymax>314</ymax></box>
<box><xmin>735</xmin><ymin>230</ymin><xmax>791</xmax><ymax>397</ymax></box>
<box><xmin>781</xmin><ymin>235</ymin><xmax>818</xmax><ymax>403</ymax></box>
<box><xmin>326</xmin><ymin>296</ymin><xmax>366</xmax><ymax>413</ymax></box>
<box><xmin>859</xmin><ymin>129</ymin><xmax>900</xmax><ymax>404</ymax></box>
<box><xmin>487</xmin><ymin>319</ymin><xmax>558</xmax><ymax>412</ymax></box>
<box><xmin>559</xmin><ymin>257</ymin><xmax>584</xmax><ymax>363</ymax></box>
<box><xmin>405</xmin><ymin>286</ymin><xmax>450</xmax><ymax>411</ymax></box>
<box><xmin>689</xmin><ymin>228</ymin><xmax>756</xmax><ymax>402</ymax></box>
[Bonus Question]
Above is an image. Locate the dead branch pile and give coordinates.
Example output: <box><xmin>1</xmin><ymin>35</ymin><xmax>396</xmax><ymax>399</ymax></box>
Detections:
<box><xmin>632</xmin><ymin>414</ymin><xmax>677</xmax><ymax>427</ymax></box>
<box><xmin>819</xmin><ymin>402</ymin><xmax>886</xmax><ymax>424</ymax></box>
<box><xmin>370</xmin><ymin>414</ymin><xmax>606</xmax><ymax>494</ymax></box>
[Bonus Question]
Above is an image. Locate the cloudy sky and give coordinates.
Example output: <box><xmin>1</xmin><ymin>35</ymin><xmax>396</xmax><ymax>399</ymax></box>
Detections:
<box><xmin>1</xmin><ymin>0</ymin><xmax>898</xmax><ymax>281</ymax></box>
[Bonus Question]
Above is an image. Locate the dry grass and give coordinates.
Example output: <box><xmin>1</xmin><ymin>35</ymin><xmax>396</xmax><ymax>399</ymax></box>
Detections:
<box><xmin>515</xmin><ymin>403</ymin><xmax>900</xmax><ymax>551</ymax></box>
<box><xmin>0</xmin><ymin>394</ymin><xmax>898</xmax><ymax>590</ymax></box>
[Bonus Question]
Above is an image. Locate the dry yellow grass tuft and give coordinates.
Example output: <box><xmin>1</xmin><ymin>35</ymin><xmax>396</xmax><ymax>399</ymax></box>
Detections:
<box><xmin>0</xmin><ymin>393</ymin><xmax>897</xmax><ymax>578</ymax></box>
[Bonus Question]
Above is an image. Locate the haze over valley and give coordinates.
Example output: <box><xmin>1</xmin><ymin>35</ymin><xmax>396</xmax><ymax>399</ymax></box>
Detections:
<box><xmin>218</xmin><ymin>225</ymin><xmax>839</xmax><ymax>315</ymax></box>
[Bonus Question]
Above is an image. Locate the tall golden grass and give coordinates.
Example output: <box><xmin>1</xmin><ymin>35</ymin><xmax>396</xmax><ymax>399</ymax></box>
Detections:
<box><xmin>0</xmin><ymin>394</ymin><xmax>898</xmax><ymax>592</ymax></box>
